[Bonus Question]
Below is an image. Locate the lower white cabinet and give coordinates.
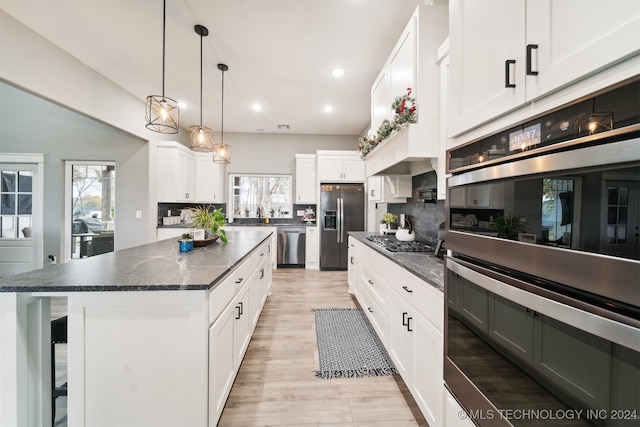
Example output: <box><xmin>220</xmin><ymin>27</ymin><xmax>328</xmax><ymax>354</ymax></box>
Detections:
<box><xmin>207</xmin><ymin>239</ymin><xmax>271</xmax><ymax>425</ymax></box>
<box><xmin>347</xmin><ymin>236</ymin><xmax>358</xmax><ymax>293</ymax></box>
<box><xmin>306</xmin><ymin>226</ymin><xmax>319</xmax><ymax>269</ymax></box>
<box><xmin>350</xmin><ymin>238</ymin><xmax>444</xmax><ymax>426</ymax></box>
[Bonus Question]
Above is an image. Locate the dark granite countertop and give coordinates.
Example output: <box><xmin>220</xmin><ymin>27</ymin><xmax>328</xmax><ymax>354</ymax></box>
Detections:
<box><xmin>348</xmin><ymin>232</ymin><xmax>444</xmax><ymax>291</ymax></box>
<box><xmin>0</xmin><ymin>230</ymin><xmax>272</xmax><ymax>293</ymax></box>
<box><xmin>158</xmin><ymin>221</ymin><xmax>316</xmax><ymax>228</ymax></box>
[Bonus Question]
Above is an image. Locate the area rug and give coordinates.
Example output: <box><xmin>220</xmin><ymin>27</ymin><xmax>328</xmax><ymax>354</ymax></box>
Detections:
<box><xmin>313</xmin><ymin>308</ymin><xmax>398</xmax><ymax>379</ymax></box>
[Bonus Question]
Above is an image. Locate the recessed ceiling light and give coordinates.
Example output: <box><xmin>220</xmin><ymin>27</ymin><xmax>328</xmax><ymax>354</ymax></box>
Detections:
<box><xmin>323</xmin><ymin>106</ymin><xmax>334</xmax><ymax>113</ymax></box>
<box><xmin>331</xmin><ymin>68</ymin><xmax>345</xmax><ymax>77</ymax></box>
<box><xmin>250</xmin><ymin>103</ymin><xmax>262</xmax><ymax>111</ymax></box>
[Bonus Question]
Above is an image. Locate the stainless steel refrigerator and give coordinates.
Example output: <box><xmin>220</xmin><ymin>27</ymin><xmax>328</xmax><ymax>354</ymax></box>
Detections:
<box><xmin>319</xmin><ymin>183</ymin><xmax>365</xmax><ymax>270</ymax></box>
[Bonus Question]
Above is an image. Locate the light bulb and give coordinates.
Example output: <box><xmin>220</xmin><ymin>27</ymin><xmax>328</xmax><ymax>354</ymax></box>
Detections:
<box><xmin>198</xmin><ymin>129</ymin><xmax>204</xmax><ymax>143</ymax></box>
<box><xmin>588</xmin><ymin>121</ymin><xmax>597</xmax><ymax>134</ymax></box>
<box><xmin>160</xmin><ymin>106</ymin><xmax>168</xmax><ymax>121</ymax></box>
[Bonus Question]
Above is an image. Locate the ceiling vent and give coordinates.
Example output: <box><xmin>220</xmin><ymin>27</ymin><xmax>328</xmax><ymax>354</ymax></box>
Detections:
<box><xmin>277</xmin><ymin>124</ymin><xmax>291</xmax><ymax>130</ymax></box>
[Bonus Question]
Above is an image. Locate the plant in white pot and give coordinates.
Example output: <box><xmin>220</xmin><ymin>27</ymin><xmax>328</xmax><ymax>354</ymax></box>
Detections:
<box><xmin>187</xmin><ymin>205</ymin><xmax>228</xmax><ymax>243</ymax></box>
<box><xmin>380</xmin><ymin>212</ymin><xmax>398</xmax><ymax>234</ymax></box>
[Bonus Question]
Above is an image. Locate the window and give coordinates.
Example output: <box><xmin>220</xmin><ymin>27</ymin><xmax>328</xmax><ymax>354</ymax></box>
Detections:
<box><xmin>1</xmin><ymin>170</ymin><xmax>33</xmax><ymax>238</ymax></box>
<box><xmin>542</xmin><ymin>178</ymin><xmax>574</xmax><ymax>242</ymax></box>
<box><xmin>230</xmin><ymin>175</ymin><xmax>292</xmax><ymax>219</ymax></box>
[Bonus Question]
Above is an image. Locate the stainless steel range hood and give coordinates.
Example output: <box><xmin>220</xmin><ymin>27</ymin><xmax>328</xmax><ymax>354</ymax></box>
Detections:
<box><xmin>364</xmin><ymin>126</ymin><xmax>437</xmax><ymax>176</ymax></box>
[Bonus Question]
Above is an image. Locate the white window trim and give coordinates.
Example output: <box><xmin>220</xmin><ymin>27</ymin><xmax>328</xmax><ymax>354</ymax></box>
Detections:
<box><xmin>228</xmin><ymin>174</ymin><xmax>293</xmax><ymax>222</ymax></box>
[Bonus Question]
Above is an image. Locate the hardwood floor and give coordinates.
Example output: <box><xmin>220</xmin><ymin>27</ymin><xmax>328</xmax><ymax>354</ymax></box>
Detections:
<box><xmin>218</xmin><ymin>269</ymin><xmax>428</xmax><ymax>427</ymax></box>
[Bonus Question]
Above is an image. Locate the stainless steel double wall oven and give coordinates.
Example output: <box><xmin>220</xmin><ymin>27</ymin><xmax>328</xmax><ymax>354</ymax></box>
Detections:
<box><xmin>444</xmin><ymin>78</ymin><xmax>640</xmax><ymax>427</ymax></box>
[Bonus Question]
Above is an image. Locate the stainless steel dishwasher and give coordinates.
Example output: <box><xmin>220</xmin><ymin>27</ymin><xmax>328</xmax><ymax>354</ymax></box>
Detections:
<box><xmin>277</xmin><ymin>227</ymin><xmax>306</xmax><ymax>268</ymax></box>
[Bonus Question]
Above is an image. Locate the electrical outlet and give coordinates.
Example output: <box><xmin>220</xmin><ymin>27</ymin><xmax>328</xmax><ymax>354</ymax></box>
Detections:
<box><xmin>136</xmin><ymin>210</ymin><xmax>142</xmax><ymax>219</ymax></box>
<box><xmin>48</xmin><ymin>255</ymin><xmax>57</xmax><ymax>265</ymax></box>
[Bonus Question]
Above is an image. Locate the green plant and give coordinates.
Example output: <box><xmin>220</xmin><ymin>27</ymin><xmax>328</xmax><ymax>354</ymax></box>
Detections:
<box><xmin>187</xmin><ymin>205</ymin><xmax>228</xmax><ymax>243</ymax></box>
<box><xmin>180</xmin><ymin>232</ymin><xmax>193</xmax><ymax>241</ymax></box>
<box><xmin>489</xmin><ymin>212</ymin><xmax>528</xmax><ymax>240</ymax></box>
<box><xmin>381</xmin><ymin>212</ymin><xmax>398</xmax><ymax>224</ymax></box>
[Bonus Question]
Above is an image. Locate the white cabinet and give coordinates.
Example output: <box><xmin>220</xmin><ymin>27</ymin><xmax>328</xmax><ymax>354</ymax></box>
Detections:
<box><xmin>208</xmin><ymin>297</ymin><xmax>237</xmax><ymax>424</ymax></box>
<box><xmin>317</xmin><ymin>151</ymin><xmax>365</xmax><ymax>182</ymax></box>
<box><xmin>154</xmin><ymin>141</ymin><xmax>225</xmax><ymax>203</ymax></box>
<box><xmin>349</xmin><ymin>238</ymin><xmax>444</xmax><ymax>427</ymax></box>
<box><xmin>449</xmin><ymin>0</ymin><xmax>640</xmax><ymax>137</ymax></box>
<box><xmin>449</xmin><ymin>183</ymin><xmax>504</xmax><ymax>208</ymax></box>
<box><xmin>295</xmin><ymin>154</ymin><xmax>317</xmax><ymax>203</ymax></box>
<box><xmin>347</xmin><ymin>236</ymin><xmax>358</xmax><ymax>294</ymax></box>
<box><xmin>195</xmin><ymin>155</ymin><xmax>224</xmax><ymax>203</ymax></box>
<box><xmin>367</xmin><ymin>175</ymin><xmax>412</xmax><ymax>203</ymax></box>
<box><xmin>370</xmin><ymin>69</ymin><xmax>389</xmax><ymax>136</ymax></box>
<box><xmin>305</xmin><ymin>226</ymin><xmax>318</xmax><ymax>269</ymax></box>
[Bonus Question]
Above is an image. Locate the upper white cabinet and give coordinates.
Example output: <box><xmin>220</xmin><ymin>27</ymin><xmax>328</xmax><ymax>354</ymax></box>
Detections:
<box><xmin>295</xmin><ymin>154</ymin><xmax>317</xmax><ymax>203</ymax></box>
<box><xmin>195</xmin><ymin>155</ymin><xmax>224</xmax><ymax>203</ymax></box>
<box><xmin>364</xmin><ymin>4</ymin><xmax>449</xmax><ymax>176</ymax></box>
<box><xmin>153</xmin><ymin>141</ymin><xmax>225</xmax><ymax>204</ymax></box>
<box><xmin>317</xmin><ymin>151</ymin><xmax>365</xmax><ymax>183</ymax></box>
<box><xmin>368</xmin><ymin>175</ymin><xmax>412</xmax><ymax>203</ymax></box>
<box><xmin>448</xmin><ymin>0</ymin><xmax>640</xmax><ymax>137</ymax></box>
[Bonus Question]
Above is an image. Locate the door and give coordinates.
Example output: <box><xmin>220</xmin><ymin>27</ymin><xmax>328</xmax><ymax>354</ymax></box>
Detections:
<box><xmin>0</xmin><ymin>155</ymin><xmax>44</xmax><ymax>276</ymax></box>
<box><xmin>64</xmin><ymin>162</ymin><xmax>115</xmax><ymax>262</ymax></box>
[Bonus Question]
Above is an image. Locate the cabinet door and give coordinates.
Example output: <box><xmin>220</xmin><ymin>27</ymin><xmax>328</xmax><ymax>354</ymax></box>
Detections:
<box><xmin>347</xmin><ymin>238</ymin><xmax>358</xmax><ymax>293</ymax></box>
<box><xmin>295</xmin><ymin>156</ymin><xmax>317</xmax><ymax>203</ymax></box>
<box><xmin>466</xmin><ymin>184</ymin><xmax>491</xmax><ymax>207</ymax></box>
<box><xmin>371</xmin><ymin>69</ymin><xmax>389</xmax><ymax>135</ymax></box>
<box><xmin>413</xmin><ymin>312</ymin><xmax>444</xmax><ymax>427</ymax></box>
<box><xmin>489</xmin><ymin>295</ymin><xmax>534</xmax><ymax>364</ymax></box>
<box><xmin>459</xmin><ymin>277</ymin><xmax>489</xmax><ymax>334</ymax></box>
<box><xmin>449</xmin><ymin>0</ymin><xmax>526</xmax><ymax>136</ymax></box>
<box><xmin>533</xmin><ymin>314</ymin><xmax>611</xmax><ymax>410</ymax></box>
<box><xmin>342</xmin><ymin>157</ymin><xmax>366</xmax><ymax>182</ymax></box>
<box><xmin>389</xmin><ymin>15</ymin><xmax>417</xmax><ymax>102</ymax></box>
<box><xmin>233</xmin><ymin>286</ymin><xmax>251</xmax><ymax>365</ymax></box>
<box><xmin>526</xmin><ymin>0</ymin><xmax>640</xmax><ymax>101</ymax></box>
<box><xmin>388</xmin><ymin>292</ymin><xmax>415</xmax><ymax>387</ymax></box>
<box><xmin>195</xmin><ymin>155</ymin><xmax>223</xmax><ymax>203</ymax></box>
<box><xmin>305</xmin><ymin>226</ymin><xmax>318</xmax><ymax>269</ymax></box>
<box><xmin>157</xmin><ymin>146</ymin><xmax>178</xmax><ymax>202</ymax></box>
<box><xmin>208</xmin><ymin>303</ymin><xmax>236</xmax><ymax>426</ymax></box>
<box><xmin>367</xmin><ymin>177</ymin><xmax>383</xmax><ymax>202</ymax></box>
<box><xmin>176</xmin><ymin>150</ymin><xmax>195</xmax><ymax>202</ymax></box>
<box><xmin>317</xmin><ymin>156</ymin><xmax>344</xmax><ymax>181</ymax></box>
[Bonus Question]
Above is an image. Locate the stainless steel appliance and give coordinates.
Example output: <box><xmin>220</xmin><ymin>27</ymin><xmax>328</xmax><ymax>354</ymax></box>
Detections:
<box><xmin>320</xmin><ymin>183</ymin><xmax>365</xmax><ymax>270</ymax></box>
<box><xmin>366</xmin><ymin>235</ymin><xmax>434</xmax><ymax>252</ymax></box>
<box><xmin>277</xmin><ymin>226</ymin><xmax>306</xmax><ymax>268</ymax></box>
<box><xmin>444</xmin><ymin>78</ymin><xmax>640</xmax><ymax>426</ymax></box>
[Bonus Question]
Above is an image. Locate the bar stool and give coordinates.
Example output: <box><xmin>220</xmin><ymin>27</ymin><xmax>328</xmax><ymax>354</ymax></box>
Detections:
<box><xmin>51</xmin><ymin>315</ymin><xmax>68</xmax><ymax>424</ymax></box>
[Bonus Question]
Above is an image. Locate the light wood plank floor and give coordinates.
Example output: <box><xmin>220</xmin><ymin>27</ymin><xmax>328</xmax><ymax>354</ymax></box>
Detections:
<box><xmin>218</xmin><ymin>269</ymin><xmax>429</xmax><ymax>427</ymax></box>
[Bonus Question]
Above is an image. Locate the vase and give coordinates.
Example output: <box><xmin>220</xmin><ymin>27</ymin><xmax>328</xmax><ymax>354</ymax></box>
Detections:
<box><xmin>179</xmin><ymin>240</ymin><xmax>194</xmax><ymax>252</ymax></box>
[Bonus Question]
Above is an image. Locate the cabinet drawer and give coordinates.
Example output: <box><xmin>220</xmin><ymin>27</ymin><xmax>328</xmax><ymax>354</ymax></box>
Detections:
<box><xmin>391</xmin><ymin>268</ymin><xmax>443</xmax><ymax>333</ymax></box>
<box><xmin>208</xmin><ymin>257</ymin><xmax>254</xmax><ymax>324</ymax></box>
<box><xmin>359</xmin><ymin>259</ymin><xmax>388</xmax><ymax>311</ymax></box>
<box><xmin>358</xmin><ymin>282</ymin><xmax>388</xmax><ymax>345</ymax></box>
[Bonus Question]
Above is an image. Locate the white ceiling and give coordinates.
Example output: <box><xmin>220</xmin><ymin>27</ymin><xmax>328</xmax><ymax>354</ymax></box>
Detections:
<box><xmin>1</xmin><ymin>0</ymin><xmax>423</xmax><ymax>136</ymax></box>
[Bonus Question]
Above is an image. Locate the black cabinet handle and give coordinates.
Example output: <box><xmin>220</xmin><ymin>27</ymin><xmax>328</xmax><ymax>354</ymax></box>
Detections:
<box><xmin>402</xmin><ymin>312</ymin><xmax>408</xmax><ymax>326</ymax></box>
<box><xmin>402</xmin><ymin>285</ymin><xmax>413</xmax><ymax>293</ymax></box>
<box><xmin>368</xmin><ymin>279</ymin><xmax>374</xmax><ymax>285</ymax></box>
<box><xmin>368</xmin><ymin>307</ymin><xmax>374</xmax><ymax>313</ymax></box>
<box><xmin>526</xmin><ymin>44</ymin><xmax>539</xmax><ymax>75</ymax></box>
<box><xmin>260</xmin><ymin>252</ymin><xmax>265</xmax><ymax>257</ymax></box>
<box><xmin>235</xmin><ymin>306</ymin><xmax>241</xmax><ymax>319</ymax></box>
<box><xmin>505</xmin><ymin>59</ymin><xmax>516</xmax><ymax>88</ymax></box>
<box><xmin>260</xmin><ymin>268</ymin><xmax>264</xmax><ymax>279</ymax></box>
<box><xmin>239</xmin><ymin>301</ymin><xmax>244</xmax><ymax>315</ymax></box>
<box><xmin>235</xmin><ymin>278</ymin><xmax>243</xmax><ymax>284</ymax></box>
<box><xmin>407</xmin><ymin>317</ymin><xmax>413</xmax><ymax>332</ymax></box>
<box><xmin>350</xmin><ymin>256</ymin><xmax>354</xmax><ymax>265</ymax></box>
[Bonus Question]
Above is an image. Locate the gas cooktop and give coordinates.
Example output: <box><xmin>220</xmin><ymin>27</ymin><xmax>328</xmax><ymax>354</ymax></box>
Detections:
<box><xmin>366</xmin><ymin>235</ymin><xmax>434</xmax><ymax>253</ymax></box>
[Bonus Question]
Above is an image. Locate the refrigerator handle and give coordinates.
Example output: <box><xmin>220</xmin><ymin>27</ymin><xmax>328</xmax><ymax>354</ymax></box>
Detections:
<box><xmin>337</xmin><ymin>198</ymin><xmax>343</xmax><ymax>243</ymax></box>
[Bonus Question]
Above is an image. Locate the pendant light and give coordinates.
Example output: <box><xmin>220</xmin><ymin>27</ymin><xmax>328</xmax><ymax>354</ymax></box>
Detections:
<box><xmin>145</xmin><ymin>0</ymin><xmax>179</xmax><ymax>133</ymax></box>
<box><xmin>212</xmin><ymin>63</ymin><xmax>232</xmax><ymax>164</ymax></box>
<box><xmin>188</xmin><ymin>25</ymin><xmax>213</xmax><ymax>151</ymax></box>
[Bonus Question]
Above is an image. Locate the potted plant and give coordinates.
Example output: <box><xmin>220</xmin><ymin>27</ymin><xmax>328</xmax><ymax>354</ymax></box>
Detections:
<box><xmin>178</xmin><ymin>232</ymin><xmax>194</xmax><ymax>252</ymax></box>
<box><xmin>489</xmin><ymin>212</ymin><xmax>528</xmax><ymax>240</ymax></box>
<box><xmin>187</xmin><ymin>205</ymin><xmax>228</xmax><ymax>243</ymax></box>
<box><xmin>380</xmin><ymin>212</ymin><xmax>398</xmax><ymax>233</ymax></box>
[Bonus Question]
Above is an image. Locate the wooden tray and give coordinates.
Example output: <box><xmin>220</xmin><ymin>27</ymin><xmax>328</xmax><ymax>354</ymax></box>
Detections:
<box><xmin>194</xmin><ymin>235</ymin><xmax>219</xmax><ymax>247</ymax></box>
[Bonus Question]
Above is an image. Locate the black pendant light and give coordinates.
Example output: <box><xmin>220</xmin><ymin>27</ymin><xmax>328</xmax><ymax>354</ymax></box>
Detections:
<box><xmin>212</xmin><ymin>63</ymin><xmax>231</xmax><ymax>164</ymax></box>
<box><xmin>188</xmin><ymin>25</ymin><xmax>213</xmax><ymax>151</ymax></box>
<box><xmin>145</xmin><ymin>0</ymin><xmax>179</xmax><ymax>133</ymax></box>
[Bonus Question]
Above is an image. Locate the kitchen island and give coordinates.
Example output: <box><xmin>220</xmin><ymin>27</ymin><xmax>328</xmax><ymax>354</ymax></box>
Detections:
<box><xmin>0</xmin><ymin>230</ymin><xmax>273</xmax><ymax>427</ymax></box>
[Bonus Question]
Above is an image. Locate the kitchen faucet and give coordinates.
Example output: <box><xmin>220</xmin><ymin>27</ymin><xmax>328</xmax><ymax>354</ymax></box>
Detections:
<box><xmin>257</xmin><ymin>206</ymin><xmax>263</xmax><ymax>223</ymax></box>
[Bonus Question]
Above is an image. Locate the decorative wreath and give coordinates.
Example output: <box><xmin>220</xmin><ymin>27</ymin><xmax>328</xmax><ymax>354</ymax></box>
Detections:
<box><xmin>358</xmin><ymin>87</ymin><xmax>417</xmax><ymax>159</ymax></box>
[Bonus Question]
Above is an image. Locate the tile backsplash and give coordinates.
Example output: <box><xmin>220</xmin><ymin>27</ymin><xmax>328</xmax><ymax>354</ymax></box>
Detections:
<box><xmin>387</xmin><ymin>171</ymin><xmax>445</xmax><ymax>246</ymax></box>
